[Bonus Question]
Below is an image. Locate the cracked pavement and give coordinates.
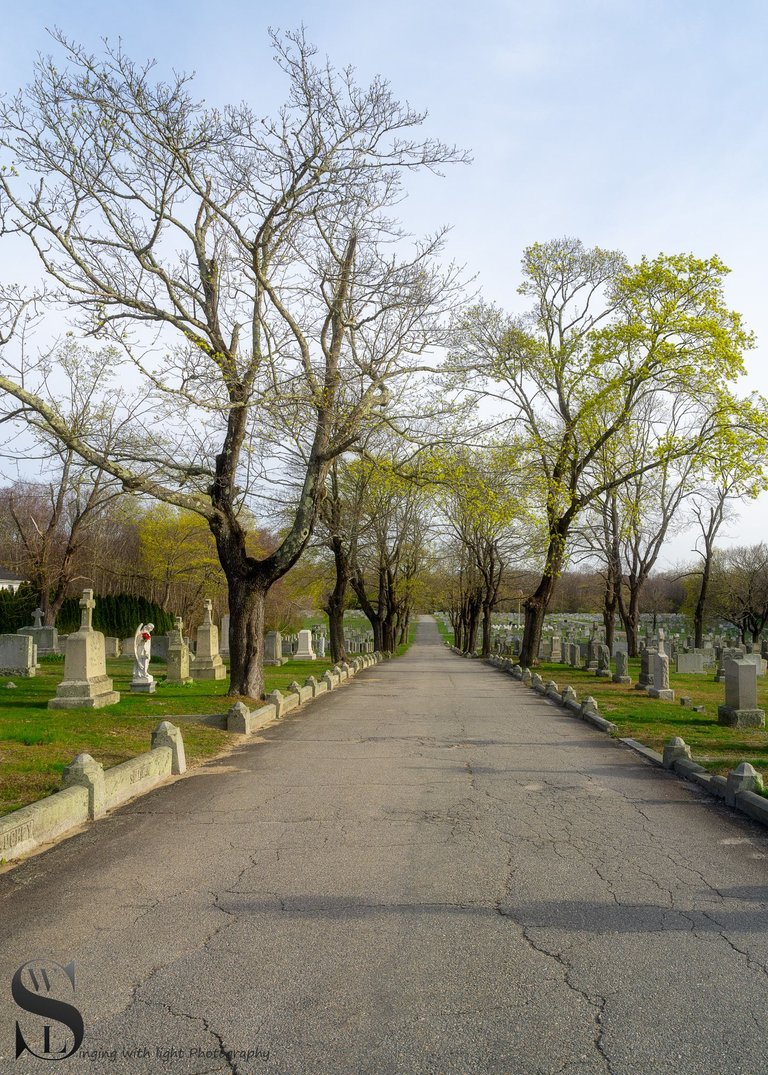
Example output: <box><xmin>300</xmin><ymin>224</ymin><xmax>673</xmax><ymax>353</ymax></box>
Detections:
<box><xmin>1</xmin><ymin>616</ymin><xmax>768</xmax><ymax>1074</ymax></box>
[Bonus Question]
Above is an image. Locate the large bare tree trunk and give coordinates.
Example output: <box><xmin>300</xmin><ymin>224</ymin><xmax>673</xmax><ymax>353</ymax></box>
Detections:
<box><xmin>350</xmin><ymin>567</ymin><xmax>385</xmax><ymax>652</ymax></box>
<box><xmin>618</xmin><ymin>586</ymin><xmax>641</xmax><ymax>657</ymax></box>
<box><xmin>227</xmin><ymin>578</ymin><xmax>268</xmax><ymax>699</ymax></box>
<box><xmin>521</xmin><ymin>580</ymin><xmax>553</xmax><ymax>667</ymax></box>
<box><xmin>325</xmin><ymin>537</ymin><xmax>349</xmax><ymax>663</ymax></box>
<box><xmin>481</xmin><ymin>601</ymin><xmax>493</xmax><ymax>658</ymax></box>
<box><xmin>520</xmin><ymin>525</ymin><xmax>567</xmax><ymax>667</ymax></box>
<box><xmin>693</xmin><ymin>550</ymin><xmax>713</xmax><ymax>649</ymax></box>
<box><xmin>602</xmin><ymin>583</ymin><xmax>618</xmax><ymax>655</ymax></box>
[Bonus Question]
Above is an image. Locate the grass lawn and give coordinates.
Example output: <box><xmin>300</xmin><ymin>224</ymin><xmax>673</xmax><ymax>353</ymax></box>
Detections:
<box><xmin>0</xmin><ymin>653</ymin><xmax>337</xmax><ymax>818</ymax></box>
<box><xmin>394</xmin><ymin>623</ymin><xmax>417</xmax><ymax>657</ymax></box>
<box><xmin>533</xmin><ymin>658</ymin><xmax>768</xmax><ymax>781</ymax></box>
<box><xmin>434</xmin><ymin>619</ymin><xmax>454</xmax><ymax>645</ymax></box>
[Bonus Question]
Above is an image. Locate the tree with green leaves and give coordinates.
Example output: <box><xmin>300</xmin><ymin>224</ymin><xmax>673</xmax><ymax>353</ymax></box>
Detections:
<box><xmin>346</xmin><ymin>456</ymin><xmax>432</xmax><ymax>653</ymax></box>
<box><xmin>577</xmin><ymin>396</ymin><xmax>702</xmax><ymax>655</ymax></box>
<box><xmin>452</xmin><ymin>238</ymin><xmax>755</xmax><ymax>666</ymax></box>
<box><xmin>435</xmin><ymin>443</ymin><xmax>534</xmax><ymax>656</ymax></box>
<box><xmin>685</xmin><ymin>410</ymin><xmax>768</xmax><ymax>646</ymax></box>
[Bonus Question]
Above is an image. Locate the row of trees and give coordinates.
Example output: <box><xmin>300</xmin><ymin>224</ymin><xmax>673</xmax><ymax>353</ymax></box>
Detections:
<box><xmin>0</xmin><ymin>31</ymin><xmax>766</xmax><ymax>693</ymax></box>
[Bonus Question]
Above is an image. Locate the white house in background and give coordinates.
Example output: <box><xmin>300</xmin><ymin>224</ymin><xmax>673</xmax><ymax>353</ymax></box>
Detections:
<box><xmin>0</xmin><ymin>569</ymin><xmax>27</xmax><ymax>593</ymax></box>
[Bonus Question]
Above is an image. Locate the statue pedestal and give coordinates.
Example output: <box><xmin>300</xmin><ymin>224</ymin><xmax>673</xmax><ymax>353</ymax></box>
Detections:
<box><xmin>131</xmin><ymin>678</ymin><xmax>156</xmax><ymax>694</ymax></box>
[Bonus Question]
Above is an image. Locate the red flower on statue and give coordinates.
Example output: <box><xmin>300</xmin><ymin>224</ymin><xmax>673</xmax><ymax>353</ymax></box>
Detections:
<box><xmin>141</xmin><ymin>632</ymin><xmax>151</xmax><ymax>641</ymax></box>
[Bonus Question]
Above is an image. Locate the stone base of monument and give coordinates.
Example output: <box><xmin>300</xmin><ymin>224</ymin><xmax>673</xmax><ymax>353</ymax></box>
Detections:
<box><xmin>265</xmin><ymin>657</ymin><xmax>287</xmax><ymax>666</ymax></box>
<box><xmin>131</xmin><ymin>680</ymin><xmax>156</xmax><ymax>694</ymax></box>
<box><xmin>717</xmin><ymin>705</ymin><xmax>766</xmax><ymax>729</ymax></box>
<box><xmin>595</xmin><ymin>669</ymin><xmax>611</xmax><ymax>677</ymax></box>
<box><xmin>190</xmin><ymin>658</ymin><xmax>226</xmax><ymax>681</ymax></box>
<box><xmin>648</xmin><ymin>687</ymin><xmax>675</xmax><ymax>701</ymax></box>
<box><xmin>612</xmin><ymin>675</ymin><xmax>632</xmax><ymax>685</ymax></box>
<box><xmin>49</xmin><ymin>676</ymin><xmax>121</xmax><ymax>709</ymax></box>
<box><xmin>635</xmin><ymin>679</ymin><xmax>652</xmax><ymax>691</ymax></box>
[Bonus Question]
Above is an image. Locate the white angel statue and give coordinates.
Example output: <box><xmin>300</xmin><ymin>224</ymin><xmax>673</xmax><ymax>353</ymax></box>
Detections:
<box><xmin>132</xmin><ymin>622</ymin><xmax>155</xmax><ymax>685</ymax></box>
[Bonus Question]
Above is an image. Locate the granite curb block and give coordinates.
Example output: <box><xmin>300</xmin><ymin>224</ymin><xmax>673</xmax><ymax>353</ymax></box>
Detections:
<box><xmin>0</xmin><ymin>720</ymin><xmax>186</xmax><ymax>865</ymax></box>
<box><xmin>476</xmin><ymin>652</ymin><xmax>768</xmax><ymax>832</ymax></box>
<box><xmin>225</xmin><ymin>651</ymin><xmax>383</xmax><ymax>735</ymax></box>
<box><xmin>1</xmin><ymin>653</ymin><xmax>385</xmax><ymax>865</ymax></box>
<box><xmin>482</xmin><ymin>654</ymin><xmax>619</xmax><ymax>733</ymax></box>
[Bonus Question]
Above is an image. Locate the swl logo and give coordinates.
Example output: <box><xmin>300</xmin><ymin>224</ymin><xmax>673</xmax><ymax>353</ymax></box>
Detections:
<box><xmin>11</xmin><ymin>959</ymin><xmax>84</xmax><ymax>1060</ymax></box>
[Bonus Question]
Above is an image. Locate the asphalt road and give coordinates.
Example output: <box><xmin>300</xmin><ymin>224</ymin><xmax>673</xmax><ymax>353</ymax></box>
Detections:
<box><xmin>1</xmin><ymin>616</ymin><xmax>768</xmax><ymax>1075</ymax></box>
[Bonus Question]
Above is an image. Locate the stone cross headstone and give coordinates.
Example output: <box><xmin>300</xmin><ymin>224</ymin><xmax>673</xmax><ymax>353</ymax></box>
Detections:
<box><xmin>166</xmin><ymin>616</ymin><xmax>193</xmax><ymax>685</ymax></box>
<box><xmin>18</xmin><ymin>607</ymin><xmax>59</xmax><ymax>656</ymax></box>
<box><xmin>48</xmin><ymin>589</ymin><xmax>119</xmax><ymax>709</ymax></box>
<box><xmin>80</xmin><ymin>589</ymin><xmax>95</xmax><ymax>630</ymax></box>
<box><xmin>190</xmin><ymin>599</ymin><xmax>226</xmax><ymax>681</ymax></box>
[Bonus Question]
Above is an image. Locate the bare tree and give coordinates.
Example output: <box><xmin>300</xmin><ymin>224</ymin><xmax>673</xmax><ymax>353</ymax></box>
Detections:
<box><xmin>315</xmin><ymin>456</ymin><xmax>372</xmax><ymax>663</ymax></box>
<box><xmin>0</xmin><ymin>455</ymin><xmax>121</xmax><ymax>625</ymax></box>
<box><xmin>348</xmin><ymin>459</ymin><xmax>432</xmax><ymax>653</ymax></box>
<box><xmin>686</xmin><ymin>426</ymin><xmax>768</xmax><ymax>646</ymax></box>
<box><xmin>0</xmin><ymin>30</ymin><xmax>467</xmax><ymax>696</ymax></box>
<box><xmin>709</xmin><ymin>544</ymin><xmax>768</xmax><ymax>643</ymax></box>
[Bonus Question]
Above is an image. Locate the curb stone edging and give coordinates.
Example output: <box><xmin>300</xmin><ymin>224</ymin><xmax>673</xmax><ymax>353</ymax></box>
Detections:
<box><xmin>225</xmin><ymin>652</ymin><xmax>383</xmax><ymax>735</ymax></box>
<box><xmin>0</xmin><ymin>720</ymin><xmax>186</xmax><ymax>865</ymax></box>
<box><xmin>1</xmin><ymin>654</ymin><xmax>384</xmax><ymax>867</ymax></box>
<box><xmin>475</xmin><ymin>653</ymin><xmax>768</xmax><ymax>833</ymax></box>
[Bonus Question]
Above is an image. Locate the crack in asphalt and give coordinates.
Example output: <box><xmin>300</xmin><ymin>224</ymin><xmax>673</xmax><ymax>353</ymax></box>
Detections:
<box><xmin>151</xmin><ymin>1000</ymin><xmax>241</xmax><ymax>1074</ymax></box>
<box><xmin>495</xmin><ymin>902</ymin><xmax>614</xmax><ymax>1074</ymax></box>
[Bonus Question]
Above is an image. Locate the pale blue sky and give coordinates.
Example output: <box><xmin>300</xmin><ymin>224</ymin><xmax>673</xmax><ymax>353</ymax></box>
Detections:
<box><xmin>3</xmin><ymin>2</ymin><xmax>767</xmax><ymax>351</ymax></box>
<box><xmin>2</xmin><ymin>0</ymin><xmax>767</xmax><ymax>554</ymax></box>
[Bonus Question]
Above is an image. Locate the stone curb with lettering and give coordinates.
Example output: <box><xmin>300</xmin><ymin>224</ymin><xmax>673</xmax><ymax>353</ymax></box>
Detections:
<box><xmin>0</xmin><ymin>722</ymin><xmax>186</xmax><ymax>865</ymax></box>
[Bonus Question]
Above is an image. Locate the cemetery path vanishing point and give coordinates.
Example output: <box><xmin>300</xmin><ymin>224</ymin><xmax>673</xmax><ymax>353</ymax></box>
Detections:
<box><xmin>1</xmin><ymin>616</ymin><xmax>768</xmax><ymax>1075</ymax></box>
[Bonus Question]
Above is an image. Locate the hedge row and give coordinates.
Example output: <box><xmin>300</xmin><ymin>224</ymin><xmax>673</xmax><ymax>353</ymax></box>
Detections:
<box><xmin>56</xmin><ymin>593</ymin><xmax>174</xmax><ymax>636</ymax></box>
